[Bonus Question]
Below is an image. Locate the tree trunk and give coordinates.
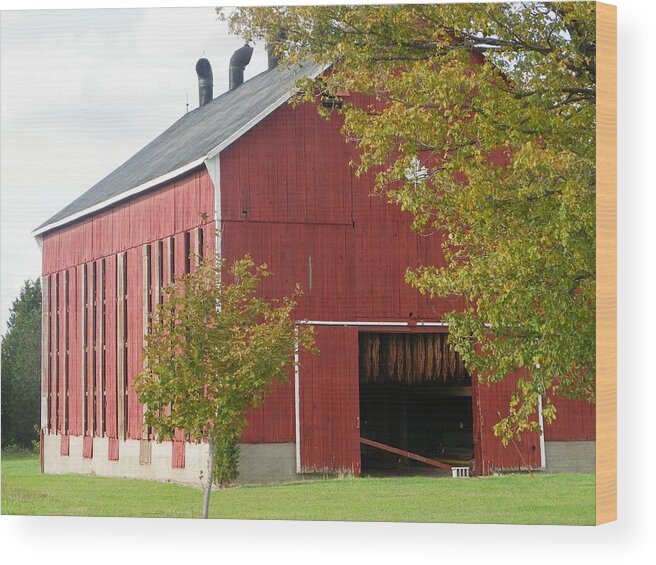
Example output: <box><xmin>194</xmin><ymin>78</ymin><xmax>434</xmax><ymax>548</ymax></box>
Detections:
<box><xmin>203</xmin><ymin>438</ymin><xmax>215</xmax><ymax>519</ymax></box>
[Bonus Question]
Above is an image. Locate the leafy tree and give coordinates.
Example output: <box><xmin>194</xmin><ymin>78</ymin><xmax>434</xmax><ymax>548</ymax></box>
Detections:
<box><xmin>134</xmin><ymin>256</ymin><xmax>314</xmax><ymax>518</ymax></box>
<box><xmin>225</xmin><ymin>2</ymin><xmax>596</xmax><ymax>441</ymax></box>
<box><xmin>1</xmin><ymin>279</ymin><xmax>42</xmax><ymax>449</ymax></box>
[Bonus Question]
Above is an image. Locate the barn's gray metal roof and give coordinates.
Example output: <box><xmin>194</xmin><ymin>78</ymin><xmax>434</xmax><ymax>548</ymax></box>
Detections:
<box><xmin>35</xmin><ymin>61</ymin><xmax>323</xmax><ymax>235</ymax></box>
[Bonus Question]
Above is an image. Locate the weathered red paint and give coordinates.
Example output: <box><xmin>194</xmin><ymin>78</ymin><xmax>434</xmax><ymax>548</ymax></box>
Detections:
<box><xmin>58</xmin><ymin>270</ymin><xmax>66</xmax><ymax>435</ymax></box>
<box><xmin>105</xmin><ymin>258</ymin><xmax>118</xmax><ymax>440</ymax></box>
<box><xmin>41</xmin><ymin>168</ymin><xmax>215</xmax><ymax>464</ymax></box>
<box><xmin>82</xmin><ymin>435</ymin><xmax>93</xmax><ymax>459</ymax></box>
<box><xmin>219</xmin><ymin>100</ymin><xmax>552</xmax><ymax>475</ymax></box>
<box><xmin>48</xmin><ymin>274</ymin><xmax>55</xmax><ymax>433</ymax></box>
<box><xmin>41</xmin><ymin>170</ymin><xmax>214</xmax><ymax>274</ymax></box>
<box><xmin>60</xmin><ymin>433</ymin><xmax>70</xmax><ymax>456</ymax></box>
<box><xmin>68</xmin><ymin>266</ymin><xmax>81</xmax><ymax>436</ymax></box>
<box><xmin>220</xmin><ymin>102</ymin><xmax>463</xmax><ymax>323</ymax></box>
<box><xmin>172</xmin><ymin>432</ymin><xmax>186</xmax><ymax>469</ymax></box>
<box><xmin>95</xmin><ymin>259</ymin><xmax>103</xmax><ymax>437</ymax></box>
<box><xmin>126</xmin><ymin>245</ymin><xmax>142</xmax><ymax>440</ymax></box>
<box><xmin>85</xmin><ymin>262</ymin><xmax>94</xmax><ymax>438</ymax></box>
<box><xmin>40</xmin><ymin>94</ymin><xmax>592</xmax><ymax>477</ymax></box>
<box><xmin>472</xmin><ymin>372</ymin><xmax>542</xmax><ymax>475</ymax></box>
<box><xmin>108</xmin><ymin>437</ymin><xmax>119</xmax><ymax>461</ymax></box>
<box><xmin>298</xmin><ymin>326</ymin><xmax>360</xmax><ymax>474</ymax></box>
<box><xmin>544</xmin><ymin>396</ymin><xmax>595</xmax><ymax>441</ymax></box>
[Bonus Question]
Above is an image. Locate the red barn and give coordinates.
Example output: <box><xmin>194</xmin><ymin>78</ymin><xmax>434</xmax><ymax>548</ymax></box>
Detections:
<box><xmin>34</xmin><ymin>51</ymin><xmax>595</xmax><ymax>485</ymax></box>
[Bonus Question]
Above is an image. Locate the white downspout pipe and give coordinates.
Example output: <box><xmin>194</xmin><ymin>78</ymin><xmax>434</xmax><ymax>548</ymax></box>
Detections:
<box><xmin>536</xmin><ymin>360</ymin><xmax>547</xmax><ymax>471</ymax></box>
<box><xmin>294</xmin><ymin>327</ymin><xmax>301</xmax><ymax>474</ymax></box>
<box><xmin>538</xmin><ymin>394</ymin><xmax>547</xmax><ymax>470</ymax></box>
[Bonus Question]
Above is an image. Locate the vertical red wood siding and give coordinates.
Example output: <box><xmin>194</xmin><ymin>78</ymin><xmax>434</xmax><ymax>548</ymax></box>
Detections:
<box><xmin>41</xmin><ymin>94</ymin><xmax>592</xmax><ymax>476</ymax></box>
<box><xmin>171</xmin><ymin>230</ymin><xmax>187</xmax><ymax>467</ymax></box>
<box><xmin>472</xmin><ymin>372</ymin><xmax>542</xmax><ymax>475</ymax></box>
<box><xmin>41</xmin><ymin>168</ymin><xmax>215</xmax><ymax>463</ymax></box>
<box><xmin>217</xmin><ymin>99</ymin><xmax>589</xmax><ymax>474</ymax></box>
<box><xmin>219</xmin><ymin>101</ymin><xmax>463</xmax><ymax>471</ymax></box>
<box><xmin>95</xmin><ymin>259</ymin><xmax>104</xmax><ymax>437</ymax></box>
<box><xmin>83</xmin><ymin>435</ymin><xmax>93</xmax><ymax>458</ymax></box>
<box><xmin>544</xmin><ymin>396</ymin><xmax>595</xmax><ymax>441</ymax></box>
<box><xmin>172</xmin><ymin>433</ymin><xmax>186</xmax><ymax>469</ymax></box>
<box><xmin>298</xmin><ymin>326</ymin><xmax>360</xmax><ymax>474</ymax></box>
<box><xmin>67</xmin><ymin>267</ymin><xmax>80</xmax><ymax>436</ymax></box>
<box><xmin>61</xmin><ymin>269</ymin><xmax>69</xmax><ymax>435</ymax></box>
<box><xmin>108</xmin><ymin>437</ymin><xmax>119</xmax><ymax>460</ymax></box>
<box><xmin>105</xmin><ymin>257</ymin><xmax>118</xmax><ymax>440</ymax></box>
<box><xmin>59</xmin><ymin>270</ymin><xmax>67</xmax><ymax>435</ymax></box>
<box><xmin>219</xmin><ymin>101</ymin><xmax>462</xmax><ymax>325</ymax></box>
<box><xmin>50</xmin><ymin>274</ymin><xmax>58</xmax><ymax>433</ymax></box>
<box><xmin>42</xmin><ymin>170</ymin><xmax>214</xmax><ymax>275</ymax></box>
<box><xmin>126</xmin><ymin>247</ymin><xmax>142</xmax><ymax>439</ymax></box>
<box><xmin>86</xmin><ymin>263</ymin><xmax>94</xmax><ymax>437</ymax></box>
<box><xmin>60</xmin><ymin>433</ymin><xmax>70</xmax><ymax>456</ymax></box>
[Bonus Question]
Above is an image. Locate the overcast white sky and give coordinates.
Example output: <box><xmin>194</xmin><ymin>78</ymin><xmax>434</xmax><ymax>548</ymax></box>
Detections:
<box><xmin>0</xmin><ymin>6</ymin><xmax>271</xmax><ymax>333</ymax></box>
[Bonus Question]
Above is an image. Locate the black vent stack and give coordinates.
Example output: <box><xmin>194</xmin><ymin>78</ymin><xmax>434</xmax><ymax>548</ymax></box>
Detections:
<box><xmin>266</xmin><ymin>44</ymin><xmax>279</xmax><ymax>70</ymax></box>
<box><xmin>229</xmin><ymin>44</ymin><xmax>254</xmax><ymax>90</ymax></box>
<box><xmin>195</xmin><ymin>58</ymin><xmax>213</xmax><ymax>107</ymax></box>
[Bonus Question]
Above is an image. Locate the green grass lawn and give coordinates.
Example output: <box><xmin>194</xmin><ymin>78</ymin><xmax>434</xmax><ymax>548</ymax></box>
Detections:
<box><xmin>1</xmin><ymin>454</ymin><xmax>595</xmax><ymax>525</ymax></box>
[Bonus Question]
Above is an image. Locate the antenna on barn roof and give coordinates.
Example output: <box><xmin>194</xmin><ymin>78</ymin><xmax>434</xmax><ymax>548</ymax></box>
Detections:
<box><xmin>186</xmin><ymin>91</ymin><xmax>189</xmax><ymax>113</ymax></box>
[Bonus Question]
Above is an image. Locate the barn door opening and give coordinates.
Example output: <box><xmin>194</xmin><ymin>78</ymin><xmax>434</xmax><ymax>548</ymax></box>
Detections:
<box><xmin>358</xmin><ymin>332</ymin><xmax>473</xmax><ymax>476</ymax></box>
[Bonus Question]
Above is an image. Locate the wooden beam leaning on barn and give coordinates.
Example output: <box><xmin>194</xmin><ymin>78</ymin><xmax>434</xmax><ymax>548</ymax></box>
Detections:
<box><xmin>359</xmin><ymin>437</ymin><xmax>453</xmax><ymax>471</ymax></box>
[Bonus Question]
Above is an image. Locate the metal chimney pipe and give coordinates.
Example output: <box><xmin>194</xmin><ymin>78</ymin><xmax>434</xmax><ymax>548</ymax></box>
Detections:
<box><xmin>196</xmin><ymin>58</ymin><xmax>213</xmax><ymax>107</ymax></box>
<box><xmin>229</xmin><ymin>44</ymin><xmax>254</xmax><ymax>90</ymax></box>
<box><xmin>266</xmin><ymin>43</ymin><xmax>279</xmax><ymax>70</ymax></box>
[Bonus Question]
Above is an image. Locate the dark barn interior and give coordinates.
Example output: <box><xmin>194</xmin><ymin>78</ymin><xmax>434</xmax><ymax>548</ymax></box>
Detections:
<box><xmin>359</xmin><ymin>332</ymin><xmax>474</xmax><ymax>476</ymax></box>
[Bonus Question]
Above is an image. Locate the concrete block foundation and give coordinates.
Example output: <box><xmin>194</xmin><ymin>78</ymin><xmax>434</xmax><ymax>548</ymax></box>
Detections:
<box><xmin>544</xmin><ymin>440</ymin><xmax>596</xmax><ymax>473</ymax></box>
<box><xmin>42</xmin><ymin>433</ymin><xmax>300</xmax><ymax>488</ymax></box>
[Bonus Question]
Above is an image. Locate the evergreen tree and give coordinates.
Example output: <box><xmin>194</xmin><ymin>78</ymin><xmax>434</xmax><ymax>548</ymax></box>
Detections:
<box><xmin>1</xmin><ymin>279</ymin><xmax>42</xmax><ymax>448</ymax></box>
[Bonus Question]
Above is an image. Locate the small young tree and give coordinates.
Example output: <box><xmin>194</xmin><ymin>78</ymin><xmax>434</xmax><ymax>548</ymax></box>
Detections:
<box><xmin>134</xmin><ymin>256</ymin><xmax>314</xmax><ymax>518</ymax></box>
